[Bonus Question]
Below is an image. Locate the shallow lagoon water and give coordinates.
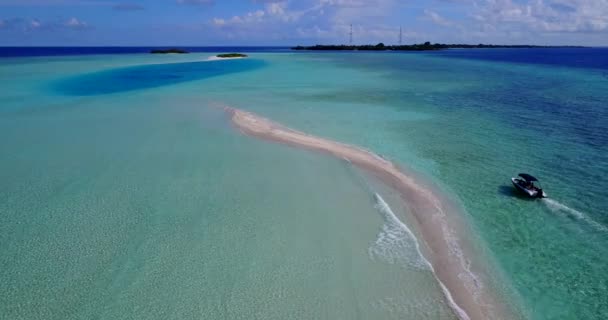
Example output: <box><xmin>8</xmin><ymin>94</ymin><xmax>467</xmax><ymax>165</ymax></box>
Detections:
<box><xmin>1</xmin><ymin>49</ymin><xmax>607</xmax><ymax>319</ymax></box>
<box><xmin>0</xmin><ymin>54</ymin><xmax>456</xmax><ymax>320</ymax></box>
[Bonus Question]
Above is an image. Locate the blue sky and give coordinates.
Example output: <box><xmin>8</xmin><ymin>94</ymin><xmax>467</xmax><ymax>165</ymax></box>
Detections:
<box><xmin>0</xmin><ymin>0</ymin><xmax>606</xmax><ymax>46</ymax></box>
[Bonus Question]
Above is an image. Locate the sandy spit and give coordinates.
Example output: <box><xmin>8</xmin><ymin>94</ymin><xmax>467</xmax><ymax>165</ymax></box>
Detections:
<box><xmin>225</xmin><ymin>106</ymin><xmax>513</xmax><ymax>320</ymax></box>
<box><xmin>206</xmin><ymin>56</ymin><xmax>246</xmax><ymax>61</ymax></box>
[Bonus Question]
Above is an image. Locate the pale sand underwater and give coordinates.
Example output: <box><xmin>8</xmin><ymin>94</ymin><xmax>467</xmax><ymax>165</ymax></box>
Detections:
<box><xmin>226</xmin><ymin>107</ymin><xmax>513</xmax><ymax>320</ymax></box>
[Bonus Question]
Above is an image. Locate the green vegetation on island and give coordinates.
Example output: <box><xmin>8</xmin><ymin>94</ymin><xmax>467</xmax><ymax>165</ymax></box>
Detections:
<box><xmin>216</xmin><ymin>53</ymin><xmax>248</xmax><ymax>58</ymax></box>
<box><xmin>292</xmin><ymin>42</ymin><xmax>584</xmax><ymax>51</ymax></box>
<box><xmin>150</xmin><ymin>48</ymin><xmax>189</xmax><ymax>54</ymax></box>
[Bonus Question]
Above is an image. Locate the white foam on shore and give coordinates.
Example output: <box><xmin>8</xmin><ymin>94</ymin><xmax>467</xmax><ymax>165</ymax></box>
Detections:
<box><xmin>371</xmin><ymin>193</ymin><xmax>472</xmax><ymax>320</ymax></box>
<box><xmin>369</xmin><ymin>193</ymin><xmax>429</xmax><ymax>270</ymax></box>
<box><xmin>543</xmin><ymin>198</ymin><xmax>608</xmax><ymax>232</ymax></box>
<box><xmin>205</xmin><ymin>56</ymin><xmax>245</xmax><ymax>61</ymax></box>
<box><xmin>345</xmin><ymin>156</ymin><xmax>483</xmax><ymax>319</ymax></box>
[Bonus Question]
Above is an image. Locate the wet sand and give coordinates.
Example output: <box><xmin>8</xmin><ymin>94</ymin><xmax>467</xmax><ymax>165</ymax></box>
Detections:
<box><xmin>226</xmin><ymin>107</ymin><xmax>508</xmax><ymax>320</ymax></box>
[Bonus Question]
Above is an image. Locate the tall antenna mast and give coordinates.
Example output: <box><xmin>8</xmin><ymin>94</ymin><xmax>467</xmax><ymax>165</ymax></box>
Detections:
<box><xmin>349</xmin><ymin>24</ymin><xmax>353</xmax><ymax>45</ymax></box>
<box><xmin>399</xmin><ymin>26</ymin><xmax>402</xmax><ymax>45</ymax></box>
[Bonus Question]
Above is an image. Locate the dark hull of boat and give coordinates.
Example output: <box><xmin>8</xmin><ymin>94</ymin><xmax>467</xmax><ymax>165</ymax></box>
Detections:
<box><xmin>511</xmin><ymin>178</ymin><xmax>546</xmax><ymax>198</ymax></box>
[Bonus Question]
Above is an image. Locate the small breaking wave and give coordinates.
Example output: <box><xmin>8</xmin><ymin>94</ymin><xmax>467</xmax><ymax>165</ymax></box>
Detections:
<box><xmin>345</xmin><ymin>159</ymin><xmax>429</xmax><ymax>269</ymax></box>
<box><xmin>343</xmin><ymin>158</ymin><xmax>475</xmax><ymax>320</ymax></box>
<box><xmin>369</xmin><ymin>193</ymin><xmax>430</xmax><ymax>270</ymax></box>
<box><xmin>542</xmin><ymin>198</ymin><xmax>608</xmax><ymax>233</ymax></box>
<box><xmin>370</xmin><ymin>193</ymin><xmax>471</xmax><ymax>320</ymax></box>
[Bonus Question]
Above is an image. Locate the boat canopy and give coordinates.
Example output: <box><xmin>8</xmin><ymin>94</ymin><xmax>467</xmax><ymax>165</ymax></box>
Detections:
<box><xmin>518</xmin><ymin>173</ymin><xmax>539</xmax><ymax>182</ymax></box>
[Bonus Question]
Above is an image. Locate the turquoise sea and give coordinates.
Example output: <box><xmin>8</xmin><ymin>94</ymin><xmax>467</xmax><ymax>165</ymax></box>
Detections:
<box><xmin>1</xmin><ymin>48</ymin><xmax>607</xmax><ymax>319</ymax></box>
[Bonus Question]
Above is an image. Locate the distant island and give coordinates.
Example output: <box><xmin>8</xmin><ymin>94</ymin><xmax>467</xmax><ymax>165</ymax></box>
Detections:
<box><xmin>216</xmin><ymin>53</ymin><xmax>248</xmax><ymax>58</ymax></box>
<box><xmin>292</xmin><ymin>42</ymin><xmax>584</xmax><ymax>51</ymax></box>
<box><xmin>206</xmin><ymin>53</ymin><xmax>249</xmax><ymax>61</ymax></box>
<box><xmin>150</xmin><ymin>48</ymin><xmax>189</xmax><ymax>54</ymax></box>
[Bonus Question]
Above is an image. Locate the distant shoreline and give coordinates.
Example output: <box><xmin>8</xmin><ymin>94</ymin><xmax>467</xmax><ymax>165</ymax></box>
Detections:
<box><xmin>292</xmin><ymin>42</ymin><xmax>585</xmax><ymax>52</ymax></box>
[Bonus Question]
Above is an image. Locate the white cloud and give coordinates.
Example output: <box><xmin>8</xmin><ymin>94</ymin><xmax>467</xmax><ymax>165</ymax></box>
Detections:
<box><xmin>212</xmin><ymin>18</ymin><xmax>225</xmax><ymax>26</ymax></box>
<box><xmin>65</xmin><ymin>17</ymin><xmax>87</xmax><ymax>28</ymax></box>
<box><xmin>208</xmin><ymin>0</ymin><xmax>405</xmax><ymax>43</ymax></box>
<box><xmin>267</xmin><ymin>2</ymin><xmax>286</xmax><ymax>15</ymax></box>
<box><xmin>472</xmin><ymin>0</ymin><xmax>608</xmax><ymax>33</ymax></box>
<box><xmin>423</xmin><ymin>9</ymin><xmax>454</xmax><ymax>27</ymax></box>
<box><xmin>0</xmin><ymin>16</ymin><xmax>91</xmax><ymax>32</ymax></box>
<box><xmin>30</xmin><ymin>19</ymin><xmax>41</xmax><ymax>29</ymax></box>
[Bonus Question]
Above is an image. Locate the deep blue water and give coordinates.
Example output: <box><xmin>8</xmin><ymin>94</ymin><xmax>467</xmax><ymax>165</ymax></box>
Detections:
<box><xmin>0</xmin><ymin>46</ymin><xmax>290</xmax><ymax>57</ymax></box>
<box><xmin>432</xmin><ymin>47</ymin><xmax>608</xmax><ymax>71</ymax></box>
<box><xmin>54</xmin><ymin>58</ymin><xmax>266</xmax><ymax>95</ymax></box>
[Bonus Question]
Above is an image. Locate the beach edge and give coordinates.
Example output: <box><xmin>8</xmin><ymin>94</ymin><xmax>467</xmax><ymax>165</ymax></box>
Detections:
<box><xmin>225</xmin><ymin>106</ymin><xmax>512</xmax><ymax>320</ymax></box>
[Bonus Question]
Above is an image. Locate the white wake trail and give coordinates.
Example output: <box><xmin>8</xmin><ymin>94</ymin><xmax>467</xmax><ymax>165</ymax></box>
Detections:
<box><xmin>542</xmin><ymin>198</ymin><xmax>608</xmax><ymax>233</ymax></box>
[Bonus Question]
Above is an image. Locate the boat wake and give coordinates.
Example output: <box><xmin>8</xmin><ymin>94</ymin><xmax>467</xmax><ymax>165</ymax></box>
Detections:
<box><xmin>542</xmin><ymin>198</ymin><xmax>608</xmax><ymax>233</ymax></box>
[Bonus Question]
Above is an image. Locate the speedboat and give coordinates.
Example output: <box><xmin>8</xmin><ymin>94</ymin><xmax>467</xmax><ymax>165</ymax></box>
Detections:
<box><xmin>511</xmin><ymin>173</ymin><xmax>547</xmax><ymax>198</ymax></box>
